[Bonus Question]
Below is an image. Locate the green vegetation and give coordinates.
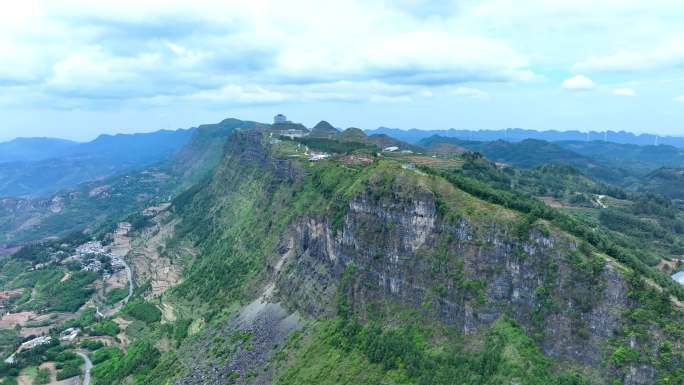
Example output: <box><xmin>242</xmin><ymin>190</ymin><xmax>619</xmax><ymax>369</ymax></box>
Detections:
<box><xmin>278</xmin><ymin>314</ymin><xmax>589</xmax><ymax>385</ymax></box>
<box><xmin>9</xmin><ymin>269</ymin><xmax>99</xmax><ymax>313</ymax></box>
<box><xmin>0</xmin><ymin>378</ymin><xmax>18</xmax><ymax>385</ymax></box>
<box><xmin>420</xmin><ymin>136</ymin><xmax>627</xmax><ymax>184</ymax></box>
<box><xmin>607</xmin><ymin>272</ymin><xmax>684</xmax><ymax>384</ymax></box>
<box><xmin>90</xmin><ymin>347</ymin><xmax>122</xmax><ymax>365</ymax></box>
<box><xmin>0</xmin><ymin>329</ymin><xmax>20</xmax><ymax>363</ymax></box>
<box><xmin>168</xmin><ymin>319</ymin><xmax>192</xmax><ymax>347</ymax></box>
<box><xmin>105</xmin><ymin>287</ymin><xmax>130</xmax><ymax>304</ymax></box>
<box><xmin>0</xmin><ymin>233</ymin><xmax>100</xmax><ymax>313</ymax></box>
<box><xmin>80</xmin><ymin>339</ymin><xmax>105</xmax><ymax>350</ymax></box>
<box><xmin>5</xmin><ymin>128</ymin><xmax>684</xmax><ymax>385</ymax></box>
<box><xmin>0</xmin><ymin>118</ymin><xmax>251</xmax><ymax>245</ymax></box>
<box><xmin>641</xmin><ymin>167</ymin><xmax>684</xmax><ymax>200</ymax></box>
<box><xmin>123</xmin><ymin>300</ymin><xmax>161</xmax><ymax>324</ymax></box>
<box><xmin>62</xmin><ymin>307</ymin><xmax>98</xmax><ymax>330</ymax></box>
<box><xmin>54</xmin><ymin>351</ymin><xmax>82</xmax><ymax>380</ymax></box>
<box><xmin>169</xmin><ymin>135</ymin><xmax>380</xmax><ymax>312</ymax></box>
<box><xmin>293</xmin><ymin>136</ymin><xmax>377</xmax><ymax>154</ymax></box>
<box><xmin>0</xmin><ymin>340</ymin><xmax>69</xmax><ymax>382</ymax></box>
<box><xmin>91</xmin><ymin>340</ymin><xmax>160</xmax><ymax>385</ymax></box>
<box><xmin>89</xmin><ymin>319</ymin><xmax>121</xmax><ymax>337</ymax></box>
<box><xmin>161</xmin><ymin>132</ymin><xmax>683</xmax><ymax>384</ymax></box>
<box><xmin>417</xmin><ymin>161</ymin><xmax>684</xmax><ymax>301</ymax></box>
<box><xmin>33</xmin><ymin>368</ymin><xmax>50</xmax><ymax>384</ymax></box>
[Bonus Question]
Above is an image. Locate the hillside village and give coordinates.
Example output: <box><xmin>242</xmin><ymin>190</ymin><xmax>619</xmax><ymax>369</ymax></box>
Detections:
<box><xmin>0</xmin><ymin>221</ymin><xmax>137</xmax><ymax>383</ymax></box>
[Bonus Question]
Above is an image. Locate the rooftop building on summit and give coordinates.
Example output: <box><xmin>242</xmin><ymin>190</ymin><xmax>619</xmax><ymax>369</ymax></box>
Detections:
<box><xmin>274</xmin><ymin>114</ymin><xmax>288</xmax><ymax>124</ymax></box>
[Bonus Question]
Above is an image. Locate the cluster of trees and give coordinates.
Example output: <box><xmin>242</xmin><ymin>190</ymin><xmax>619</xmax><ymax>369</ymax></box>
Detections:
<box><xmin>9</xmin><ymin>269</ymin><xmax>98</xmax><ymax>313</ymax></box>
<box><xmin>419</xmin><ymin>165</ymin><xmax>684</xmax><ymax>301</ymax></box>
<box><xmin>292</xmin><ymin>137</ymin><xmax>376</xmax><ymax>155</ymax></box>
<box><xmin>105</xmin><ymin>288</ymin><xmax>129</xmax><ymax>305</ymax></box>
<box><xmin>91</xmin><ymin>341</ymin><xmax>159</xmax><ymax>385</ymax></box>
<box><xmin>0</xmin><ymin>341</ymin><xmax>83</xmax><ymax>384</ymax></box>
<box><xmin>326</xmin><ymin>310</ymin><xmax>589</xmax><ymax>385</ymax></box>
<box><xmin>123</xmin><ymin>300</ymin><xmax>161</xmax><ymax>324</ymax></box>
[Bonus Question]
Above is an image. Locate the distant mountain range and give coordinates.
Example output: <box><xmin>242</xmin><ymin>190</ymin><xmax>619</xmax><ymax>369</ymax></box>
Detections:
<box><xmin>0</xmin><ymin>118</ymin><xmax>248</xmax><ymax>243</ymax></box>
<box><xmin>0</xmin><ymin>129</ymin><xmax>195</xmax><ymax>197</ymax></box>
<box><xmin>0</xmin><ymin>138</ymin><xmax>79</xmax><ymax>163</ymax></box>
<box><xmin>367</xmin><ymin>127</ymin><xmax>684</xmax><ymax>147</ymax></box>
<box><xmin>419</xmin><ymin>135</ymin><xmax>684</xmax><ymax>200</ymax></box>
<box><xmin>419</xmin><ymin>136</ymin><xmax>629</xmax><ymax>184</ymax></box>
<box><xmin>5</xmin><ymin>123</ymin><xmax>684</xmax><ymax>198</ymax></box>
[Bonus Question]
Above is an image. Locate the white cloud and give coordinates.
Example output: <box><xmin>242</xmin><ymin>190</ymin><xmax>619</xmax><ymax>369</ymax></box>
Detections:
<box><xmin>451</xmin><ymin>86</ymin><xmax>489</xmax><ymax>99</ymax></box>
<box><xmin>186</xmin><ymin>84</ymin><xmax>288</xmax><ymax>104</ymax></box>
<box><xmin>369</xmin><ymin>95</ymin><xmax>412</xmax><ymax>103</ymax></box>
<box><xmin>613</xmin><ymin>88</ymin><xmax>636</xmax><ymax>97</ymax></box>
<box><xmin>2</xmin><ymin>0</ymin><xmax>684</xmax><ymax>139</ymax></box>
<box><xmin>0</xmin><ymin>0</ymin><xmax>538</xmax><ymax>109</ymax></box>
<box><xmin>561</xmin><ymin>75</ymin><xmax>595</xmax><ymax>91</ymax></box>
<box><xmin>574</xmin><ymin>34</ymin><xmax>684</xmax><ymax>72</ymax></box>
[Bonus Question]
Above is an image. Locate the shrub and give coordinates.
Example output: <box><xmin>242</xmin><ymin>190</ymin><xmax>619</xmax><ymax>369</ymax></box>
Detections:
<box><xmin>105</xmin><ymin>288</ymin><xmax>129</xmax><ymax>305</ymax></box>
<box><xmin>34</xmin><ymin>368</ymin><xmax>51</xmax><ymax>385</ymax></box>
<box><xmin>80</xmin><ymin>339</ymin><xmax>105</xmax><ymax>351</ymax></box>
<box><xmin>124</xmin><ymin>301</ymin><xmax>161</xmax><ymax>324</ymax></box>
<box><xmin>89</xmin><ymin>320</ymin><xmax>120</xmax><ymax>337</ymax></box>
<box><xmin>91</xmin><ymin>341</ymin><xmax>159</xmax><ymax>385</ymax></box>
<box><xmin>56</xmin><ymin>362</ymin><xmax>81</xmax><ymax>381</ymax></box>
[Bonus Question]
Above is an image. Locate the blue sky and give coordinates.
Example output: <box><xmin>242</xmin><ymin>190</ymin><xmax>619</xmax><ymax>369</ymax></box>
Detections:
<box><xmin>2</xmin><ymin>0</ymin><xmax>684</xmax><ymax>141</ymax></box>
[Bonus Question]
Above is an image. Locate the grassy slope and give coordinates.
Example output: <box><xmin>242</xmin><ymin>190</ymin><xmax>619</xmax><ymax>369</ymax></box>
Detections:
<box><xmin>53</xmin><ymin>132</ymin><xmax>684</xmax><ymax>385</ymax></box>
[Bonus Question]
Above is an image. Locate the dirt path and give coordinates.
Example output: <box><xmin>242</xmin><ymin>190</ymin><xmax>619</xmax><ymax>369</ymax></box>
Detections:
<box><xmin>122</xmin><ymin>259</ymin><xmax>133</xmax><ymax>303</ymax></box>
<box><xmin>100</xmin><ymin>258</ymin><xmax>133</xmax><ymax>317</ymax></box>
<box><xmin>75</xmin><ymin>351</ymin><xmax>92</xmax><ymax>385</ymax></box>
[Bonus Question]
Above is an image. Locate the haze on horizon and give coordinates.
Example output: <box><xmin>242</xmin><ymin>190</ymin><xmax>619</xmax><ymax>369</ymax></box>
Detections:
<box><xmin>2</xmin><ymin>0</ymin><xmax>684</xmax><ymax>142</ymax></box>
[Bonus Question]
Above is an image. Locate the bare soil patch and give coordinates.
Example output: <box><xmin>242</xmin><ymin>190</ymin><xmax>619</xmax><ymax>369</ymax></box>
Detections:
<box><xmin>0</xmin><ymin>311</ymin><xmax>36</xmax><ymax>329</ymax></box>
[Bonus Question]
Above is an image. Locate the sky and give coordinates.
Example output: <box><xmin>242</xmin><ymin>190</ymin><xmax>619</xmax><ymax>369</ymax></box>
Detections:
<box><xmin>2</xmin><ymin>0</ymin><xmax>684</xmax><ymax>141</ymax></box>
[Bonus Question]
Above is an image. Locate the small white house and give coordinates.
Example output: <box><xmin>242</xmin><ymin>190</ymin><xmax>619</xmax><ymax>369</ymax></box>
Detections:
<box><xmin>309</xmin><ymin>153</ymin><xmax>330</xmax><ymax>161</ymax></box>
<box><xmin>19</xmin><ymin>336</ymin><xmax>52</xmax><ymax>351</ymax></box>
<box><xmin>279</xmin><ymin>129</ymin><xmax>308</xmax><ymax>139</ymax></box>
<box><xmin>60</xmin><ymin>327</ymin><xmax>81</xmax><ymax>342</ymax></box>
<box><xmin>672</xmin><ymin>271</ymin><xmax>684</xmax><ymax>285</ymax></box>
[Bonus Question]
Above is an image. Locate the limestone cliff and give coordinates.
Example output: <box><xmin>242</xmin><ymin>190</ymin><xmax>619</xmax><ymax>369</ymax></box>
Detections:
<box><xmin>168</xmin><ymin>131</ymin><xmax>682</xmax><ymax>385</ymax></box>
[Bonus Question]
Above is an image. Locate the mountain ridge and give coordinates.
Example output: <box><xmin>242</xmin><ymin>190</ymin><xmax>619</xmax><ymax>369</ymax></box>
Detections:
<box><xmin>0</xmin><ymin>128</ymin><xmax>195</xmax><ymax>197</ymax></box>
<box><xmin>1</xmin><ymin>118</ymin><xmax>684</xmax><ymax>385</ymax></box>
<box><xmin>154</xmin><ymin>129</ymin><xmax>683</xmax><ymax>385</ymax></box>
<box><xmin>368</xmin><ymin>127</ymin><xmax>684</xmax><ymax>147</ymax></box>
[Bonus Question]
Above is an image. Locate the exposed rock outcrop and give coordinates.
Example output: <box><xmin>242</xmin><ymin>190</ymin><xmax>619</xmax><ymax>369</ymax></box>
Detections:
<box><xmin>269</xmin><ymin>174</ymin><xmax>632</xmax><ymax>381</ymax></box>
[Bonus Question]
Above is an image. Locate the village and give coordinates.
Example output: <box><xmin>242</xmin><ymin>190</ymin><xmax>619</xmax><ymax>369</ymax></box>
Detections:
<box><xmin>0</xmin><ymin>225</ymin><xmax>135</xmax><ymax>384</ymax></box>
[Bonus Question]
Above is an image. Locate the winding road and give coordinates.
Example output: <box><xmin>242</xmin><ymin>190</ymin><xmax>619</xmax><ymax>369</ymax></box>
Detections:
<box><xmin>121</xmin><ymin>258</ymin><xmax>133</xmax><ymax>303</ymax></box>
<box><xmin>75</xmin><ymin>351</ymin><xmax>92</xmax><ymax>385</ymax></box>
<box><xmin>101</xmin><ymin>257</ymin><xmax>133</xmax><ymax>317</ymax></box>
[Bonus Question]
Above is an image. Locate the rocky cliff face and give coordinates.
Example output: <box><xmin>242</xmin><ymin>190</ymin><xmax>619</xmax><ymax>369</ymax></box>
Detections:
<box><xmin>169</xmin><ymin>131</ymin><xmax>678</xmax><ymax>384</ymax></box>
<box><xmin>269</xmin><ymin>178</ymin><xmax>633</xmax><ymax>378</ymax></box>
